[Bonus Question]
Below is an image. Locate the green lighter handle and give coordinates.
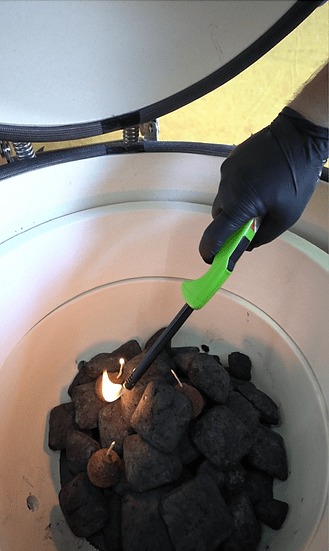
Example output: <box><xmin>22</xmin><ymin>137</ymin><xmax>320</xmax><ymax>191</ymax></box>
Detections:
<box><xmin>181</xmin><ymin>219</ymin><xmax>258</xmax><ymax>310</ymax></box>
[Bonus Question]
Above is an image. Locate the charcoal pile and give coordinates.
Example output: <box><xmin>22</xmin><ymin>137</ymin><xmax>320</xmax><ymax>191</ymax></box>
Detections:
<box><xmin>48</xmin><ymin>332</ymin><xmax>289</xmax><ymax>551</ymax></box>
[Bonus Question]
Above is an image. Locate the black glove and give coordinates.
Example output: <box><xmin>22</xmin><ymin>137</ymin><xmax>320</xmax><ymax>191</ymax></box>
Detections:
<box><xmin>199</xmin><ymin>107</ymin><xmax>328</xmax><ymax>264</ymax></box>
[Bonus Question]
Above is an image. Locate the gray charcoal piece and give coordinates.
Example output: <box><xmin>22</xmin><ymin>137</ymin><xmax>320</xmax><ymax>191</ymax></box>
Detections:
<box><xmin>71</xmin><ymin>382</ymin><xmax>106</xmax><ymax>430</ymax></box>
<box><xmin>144</xmin><ymin>327</ymin><xmax>169</xmax><ymax>351</ymax></box>
<box><xmin>123</xmin><ymin>434</ymin><xmax>182</xmax><ymax>493</ymax></box>
<box><xmin>102</xmin><ymin>490</ymin><xmax>122</xmax><ymax>551</ymax></box>
<box><xmin>188</xmin><ymin>353</ymin><xmax>230</xmax><ymax>404</ymax></box>
<box><xmin>253</xmin><ymin>498</ymin><xmax>289</xmax><ymax>530</ymax></box>
<box><xmin>59</xmin><ymin>472</ymin><xmax>109</xmax><ymax>538</ymax></box>
<box><xmin>85</xmin><ymin>340</ymin><xmax>142</xmax><ymax>378</ymax></box>
<box><xmin>68</xmin><ymin>364</ymin><xmax>95</xmax><ymax>397</ymax></box>
<box><xmin>245</xmin><ymin>469</ymin><xmax>273</xmax><ymax>504</ymax></box>
<box><xmin>191</xmin><ymin>405</ymin><xmax>253</xmax><ymax>469</ymax></box>
<box><xmin>130</xmin><ymin>379</ymin><xmax>193</xmax><ymax>453</ymax></box>
<box><xmin>98</xmin><ymin>400</ymin><xmax>134</xmax><ymax>455</ymax></box>
<box><xmin>66</xmin><ymin>429</ymin><xmax>100</xmax><ymax>475</ymax></box>
<box><xmin>236</xmin><ymin>380</ymin><xmax>280</xmax><ymax>425</ymax></box>
<box><xmin>223</xmin><ymin>464</ymin><xmax>247</xmax><ymax>498</ymax></box>
<box><xmin>220</xmin><ymin>493</ymin><xmax>261</xmax><ymax>551</ymax></box>
<box><xmin>176</xmin><ymin>429</ymin><xmax>201</xmax><ymax>465</ymax></box>
<box><xmin>226</xmin><ymin>391</ymin><xmax>260</xmax><ymax>432</ymax></box>
<box><xmin>227</xmin><ymin>352</ymin><xmax>252</xmax><ymax>381</ymax></box>
<box><xmin>120</xmin><ymin>367</ymin><xmax>161</xmax><ymax>425</ymax></box>
<box><xmin>48</xmin><ymin>402</ymin><xmax>79</xmax><ymax>451</ymax></box>
<box><xmin>173</xmin><ymin>351</ymin><xmax>199</xmax><ymax>375</ymax></box>
<box><xmin>160</xmin><ymin>473</ymin><xmax>233</xmax><ymax>551</ymax></box>
<box><xmin>245</xmin><ymin>425</ymin><xmax>288</xmax><ymax>480</ymax></box>
<box><xmin>122</xmin><ymin>489</ymin><xmax>175</xmax><ymax>551</ymax></box>
<box><xmin>170</xmin><ymin>346</ymin><xmax>200</xmax><ymax>357</ymax></box>
<box><xmin>197</xmin><ymin>459</ymin><xmax>226</xmax><ymax>489</ymax></box>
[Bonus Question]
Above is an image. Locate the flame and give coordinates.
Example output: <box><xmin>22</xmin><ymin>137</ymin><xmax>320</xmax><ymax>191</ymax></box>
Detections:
<box><xmin>101</xmin><ymin>370</ymin><xmax>122</xmax><ymax>402</ymax></box>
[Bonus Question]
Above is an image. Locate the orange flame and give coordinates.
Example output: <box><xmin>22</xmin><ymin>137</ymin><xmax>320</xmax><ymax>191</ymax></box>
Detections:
<box><xmin>101</xmin><ymin>370</ymin><xmax>122</xmax><ymax>402</ymax></box>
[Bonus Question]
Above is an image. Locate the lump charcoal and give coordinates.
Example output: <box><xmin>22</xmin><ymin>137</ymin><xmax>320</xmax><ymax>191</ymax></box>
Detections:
<box><xmin>160</xmin><ymin>473</ymin><xmax>233</xmax><ymax>551</ymax></box>
<box><xmin>191</xmin><ymin>406</ymin><xmax>253</xmax><ymax>469</ymax></box>
<box><xmin>98</xmin><ymin>400</ymin><xmax>134</xmax><ymax>455</ymax></box>
<box><xmin>197</xmin><ymin>459</ymin><xmax>226</xmax><ymax>490</ymax></box>
<box><xmin>71</xmin><ymin>382</ymin><xmax>106</xmax><ymax>430</ymax></box>
<box><xmin>176</xmin><ymin>429</ymin><xmax>201</xmax><ymax>465</ymax></box>
<box><xmin>68</xmin><ymin>363</ymin><xmax>95</xmax><ymax>397</ymax></box>
<box><xmin>226</xmin><ymin>391</ymin><xmax>260</xmax><ymax>433</ymax></box>
<box><xmin>236</xmin><ymin>381</ymin><xmax>280</xmax><ymax>425</ymax></box>
<box><xmin>245</xmin><ymin>469</ymin><xmax>273</xmax><ymax>504</ymax></box>
<box><xmin>188</xmin><ymin>353</ymin><xmax>230</xmax><ymax>404</ymax></box>
<box><xmin>220</xmin><ymin>493</ymin><xmax>261</xmax><ymax>551</ymax></box>
<box><xmin>130</xmin><ymin>379</ymin><xmax>193</xmax><ymax>453</ymax></box>
<box><xmin>122</xmin><ymin>489</ymin><xmax>175</xmax><ymax>551</ymax></box>
<box><xmin>102</xmin><ymin>490</ymin><xmax>122</xmax><ymax>551</ymax></box>
<box><xmin>66</xmin><ymin>429</ymin><xmax>100</xmax><ymax>475</ymax></box>
<box><xmin>254</xmin><ymin>498</ymin><xmax>289</xmax><ymax>530</ymax></box>
<box><xmin>245</xmin><ymin>425</ymin><xmax>288</xmax><ymax>480</ymax></box>
<box><xmin>123</xmin><ymin>434</ymin><xmax>182</xmax><ymax>492</ymax></box>
<box><xmin>59</xmin><ymin>471</ymin><xmax>109</xmax><ymax>538</ymax></box>
<box><xmin>85</xmin><ymin>340</ymin><xmax>142</xmax><ymax>379</ymax></box>
<box><xmin>48</xmin><ymin>402</ymin><xmax>79</xmax><ymax>451</ymax></box>
<box><xmin>227</xmin><ymin>352</ymin><xmax>252</xmax><ymax>381</ymax></box>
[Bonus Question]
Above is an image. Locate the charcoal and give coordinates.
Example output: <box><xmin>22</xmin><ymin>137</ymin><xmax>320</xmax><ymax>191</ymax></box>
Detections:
<box><xmin>253</xmin><ymin>498</ymin><xmax>289</xmax><ymax>529</ymax></box>
<box><xmin>191</xmin><ymin>406</ymin><xmax>253</xmax><ymax>469</ymax></box>
<box><xmin>48</xmin><ymin>402</ymin><xmax>79</xmax><ymax>450</ymax></box>
<box><xmin>223</xmin><ymin>464</ymin><xmax>247</xmax><ymax>498</ymax></box>
<box><xmin>226</xmin><ymin>391</ymin><xmax>260</xmax><ymax>432</ymax></box>
<box><xmin>201</xmin><ymin>344</ymin><xmax>210</xmax><ymax>353</ymax></box>
<box><xmin>236</xmin><ymin>381</ymin><xmax>280</xmax><ymax>425</ymax></box>
<box><xmin>98</xmin><ymin>400</ymin><xmax>134</xmax><ymax>455</ymax></box>
<box><xmin>227</xmin><ymin>352</ymin><xmax>252</xmax><ymax>381</ymax></box>
<box><xmin>176</xmin><ymin>429</ymin><xmax>201</xmax><ymax>465</ymax></box>
<box><xmin>71</xmin><ymin>382</ymin><xmax>106</xmax><ymax>430</ymax></box>
<box><xmin>66</xmin><ymin>429</ymin><xmax>100</xmax><ymax>475</ymax></box>
<box><xmin>120</xmin><ymin>367</ymin><xmax>161</xmax><ymax>425</ymax></box>
<box><xmin>59</xmin><ymin>471</ymin><xmax>109</xmax><ymax>538</ymax></box>
<box><xmin>160</xmin><ymin>473</ymin><xmax>233</xmax><ymax>551</ymax></box>
<box><xmin>144</xmin><ymin>328</ymin><xmax>170</xmax><ymax>351</ymax></box>
<box><xmin>173</xmin><ymin>351</ymin><xmax>199</xmax><ymax>376</ymax></box>
<box><xmin>68</xmin><ymin>364</ymin><xmax>95</xmax><ymax>397</ymax></box>
<box><xmin>197</xmin><ymin>459</ymin><xmax>226</xmax><ymax>490</ymax></box>
<box><xmin>102</xmin><ymin>490</ymin><xmax>123</xmax><ymax>551</ymax></box>
<box><xmin>122</xmin><ymin>351</ymin><xmax>167</xmax><ymax>385</ymax></box>
<box><xmin>245</xmin><ymin>469</ymin><xmax>273</xmax><ymax>504</ymax></box>
<box><xmin>220</xmin><ymin>493</ymin><xmax>261</xmax><ymax>551</ymax></box>
<box><xmin>188</xmin><ymin>353</ymin><xmax>230</xmax><ymax>404</ymax></box>
<box><xmin>175</xmin><ymin>382</ymin><xmax>204</xmax><ymax>419</ymax></box>
<box><xmin>85</xmin><ymin>340</ymin><xmax>142</xmax><ymax>378</ymax></box>
<box><xmin>170</xmin><ymin>346</ymin><xmax>200</xmax><ymax>357</ymax></box>
<box><xmin>245</xmin><ymin>425</ymin><xmax>288</xmax><ymax>480</ymax></box>
<box><xmin>122</xmin><ymin>489</ymin><xmax>174</xmax><ymax>551</ymax></box>
<box><xmin>130</xmin><ymin>379</ymin><xmax>193</xmax><ymax>453</ymax></box>
<box><xmin>123</xmin><ymin>434</ymin><xmax>182</xmax><ymax>492</ymax></box>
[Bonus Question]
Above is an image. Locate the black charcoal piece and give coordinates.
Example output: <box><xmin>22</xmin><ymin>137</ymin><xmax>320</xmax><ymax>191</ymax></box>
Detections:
<box><xmin>176</xmin><ymin>429</ymin><xmax>201</xmax><ymax>465</ymax></box>
<box><xmin>102</xmin><ymin>490</ymin><xmax>122</xmax><ymax>551</ymax></box>
<box><xmin>236</xmin><ymin>380</ymin><xmax>280</xmax><ymax>425</ymax></box>
<box><xmin>226</xmin><ymin>391</ymin><xmax>260</xmax><ymax>432</ymax></box>
<box><xmin>59</xmin><ymin>472</ymin><xmax>109</xmax><ymax>538</ymax></box>
<box><xmin>191</xmin><ymin>406</ymin><xmax>253</xmax><ymax>469</ymax></box>
<box><xmin>66</xmin><ymin>429</ymin><xmax>100</xmax><ymax>475</ymax></box>
<box><xmin>160</xmin><ymin>473</ymin><xmax>233</xmax><ymax>551</ymax></box>
<box><xmin>98</xmin><ymin>400</ymin><xmax>134</xmax><ymax>455</ymax></box>
<box><xmin>120</xmin><ymin>365</ymin><xmax>161</xmax><ymax>425</ymax></box>
<box><xmin>170</xmin><ymin>346</ymin><xmax>200</xmax><ymax>357</ymax></box>
<box><xmin>173</xmin><ymin>351</ymin><xmax>199</xmax><ymax>376</ymax></box>
<box><xmin>123</xmin><ymin>434</ymin><xmax>182</xmax><ymax>493</ymax></box>
<box><xmin>144</xmin><ymin>328</ymin><xmax>170</xmax><ymax>351</ymax></box>
<box><xmin>130</xmin><ymin>379</ymin><xmax>193</xmax><ymax>453</ymax></box>
<box><xmin>245</xmin><ymin>469</ymin><xmax>274</xmax><ymax>504</ymax></box>
<box><xmin>245</xmin><ymin>425</ymin><xmax>288</xmax><ymax>480</ymax></box>
<box><xmin>48</xmin><ymin>402</ymin><xmax>79</xmax><ymax>451</ymax></box>
<box><xmin>201</xmin><ymin>344</ymin><xmax>210</xmax><ymax>353</ymax></box>
<box><xmin>197</xmin><ymin>459</ymin><xmax>226</xmax><ymax>489</ymax></box>
<box><xmin>223</xmin><ymin>464</ymin><xmax>247</xmax><ymax>498</ymax></box>
<box><xmin>227</xmin><ymin>352</ymin><xmax>252</xmax><ymax>381</ymax></box>
<box><xmin>122</xmin><ymin>351</ymin><xmax>166</xmax><ymax>385</ymax></box>
<box><xmin>122</xmin><ymin>489</ymin><xmax>175</xmax><ymax>551</ymax></box>
<box><xmin>85</xmin><ymin>340</ymin><xmax>142</xmax><ymax>379</ymax></box>
<box><xmin>254</xmin><ymin>498</ymin><xmax>289</xmax><ymax>530</ymax></box>
<box><xmin>188</xmin><ymin>353</ymin><xmax>230</xmax><ymax>404</ymax></box>
<box><xmin>68</xmin><ymin>364</ymin><xmax>95</xmax><ymax>397</ymax></box>
<box><xmin>220</xmin><ymin>493</ymin><xmax>261</xmax><ymax>551</ymax></box>
<box><xmin>71</xmin><ymin>382</ymin><xmax>106</xmax><ymax>430</ymax></box>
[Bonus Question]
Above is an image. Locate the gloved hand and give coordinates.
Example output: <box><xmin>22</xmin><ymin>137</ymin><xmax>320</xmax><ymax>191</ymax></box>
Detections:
<box><xmin>199</xmin><ymin>107</ymin><xmax>328</xmax><ymax>264</ymax></box>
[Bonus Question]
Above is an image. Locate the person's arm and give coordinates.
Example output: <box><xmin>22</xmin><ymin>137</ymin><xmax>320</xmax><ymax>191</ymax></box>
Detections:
<box><xmin>199</xmin><ymin>63</ymin><xmax>329</xmax><ymax>264</ymax></box>
<box><xmin>289</xmin><ymin>63</ymin><xmax>328</xmax><ymax>127</ymax></box>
